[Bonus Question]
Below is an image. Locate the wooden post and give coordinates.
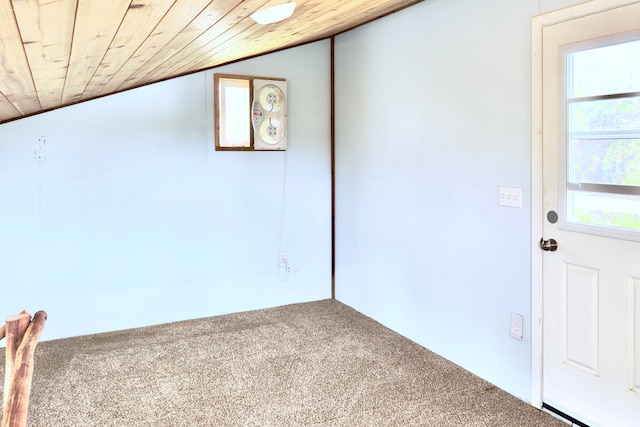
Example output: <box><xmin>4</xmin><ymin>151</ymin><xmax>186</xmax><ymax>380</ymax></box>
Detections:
<box><xmin>2</xmin><ymin>311</ymin><xmax>31</xmax><ymax>412</ymax></box>
<box><xmin>1</xmin><ymin>310</ymin><xmax>47</xmax><ymax>427</ymax></box>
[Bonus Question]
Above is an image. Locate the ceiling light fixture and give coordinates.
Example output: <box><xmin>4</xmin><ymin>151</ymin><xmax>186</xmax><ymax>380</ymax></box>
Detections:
<box><xmin>250</xmin><ymin>2</ymin><xmax>296</xmax><ymax>25</ymax></box>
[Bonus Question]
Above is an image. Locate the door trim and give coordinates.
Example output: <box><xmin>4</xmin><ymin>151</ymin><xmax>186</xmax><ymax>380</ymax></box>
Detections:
<box><xmin>530</xmin><ymin>0</ymin><xmax>640</xmax><ymax>409</ymax></box>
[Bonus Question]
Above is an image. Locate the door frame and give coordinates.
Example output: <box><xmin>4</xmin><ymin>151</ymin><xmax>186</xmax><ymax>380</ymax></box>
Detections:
<box><xmin>530</xmin><ymin>0</ymin><xmax>640</xmax><ymax>409</ymax></box>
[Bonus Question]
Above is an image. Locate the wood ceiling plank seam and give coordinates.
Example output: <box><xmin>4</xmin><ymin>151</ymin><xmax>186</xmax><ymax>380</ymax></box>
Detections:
<box><xmin>59</xmin><ymin>0</ymin><xmax>81</xmax><ymax>105</ymax></box>
<box><xmin>171</xmin><ymin>0</ymin><xmax>312</xmax><ymax>75</ymax></box>
<box><xmin>103</xmin><ymin>0</ymin><xmax>241</xmax><ymax>94</ymax></box>
<box><xmin>118</xmin><ymin>0</ymin><xmax>271</xmax><ymax>90</ymax></box>
<box><xmin>158</xmin><ymin>17</ymin><xmax>263</xmax><ymax>78</ymax></box>
<box><xmin>85</xmin><ymin>0</ymin><xmax>416</xmax><ymax>99</ymax></box>
<box><xmin>327</xmin><ymin>0</ymin><xmax>424</xmax><ymax>39</ymax></box>
<box><xmin>105</xmin><ymin>0</ymin><xmax>239</xmax><ymax>91</ymax></box>
<box><xmin>281</xmin><ymin>0</ymin><xmax>422</xmax><ymax>43</ymax></box>
<box><xmin>78</xmin><ymin>0</ymin><xmax>177</xmax><ymax>101</ymax></box>
<box><xmin>70</xmin><ymin>0</ymin><xmax>134</xmax><ymax>101</ymax></box>
<box><xmin>62</xmin><ymin>0</ymin><xmax>138</xmax><ymax>105</ymax></box>
<box><xmin>12</xmin><ymin>0</ymin><xmax>77</xmax><ymax>110</ymax></box>
<box><xmin>115</xmin><ymin>0</ymin><xmax>264</xmax><ymax>90</ymax></box>
<box><xmin>191</xmin><ymin>0</ymin><xmax>422</xmax><ymax>76</ymax></box>
<box><xmin>0</xmin><ymin>0</ymin><xmax>423</xmax><ymax>123</ymax></box>
<box><xmin>190</xmin><ymin>0</ymin><xmax>383</xmax><ymax>71</ymax></box>
<box><xmin>189</xmin><ymin>0</ymin><xmax>418</xmax><ymax>72</ymax></box>
<box><xmin>209</xmin><ymin>15</ymin><xmax>344</xmax><ymax>68</ymax></box>
<box><xmin>176</xmin><ymin>0</ymin><xmax>321</xmax><ymax>74</ymax></box>
<box><xmin>92</xmin><ymin>0</ymin><xmax>215</xmax><ymax>97</ymax></box>
<box><xmin>134</xmin><ymin>0</ymin><xmax>278</xmax><ymax>86</ymax></box>
<box><xmin>0</xmin><ymin>91</ymin><xmax>22</xmax><ymax>118</ymax></box>
<box><xmin>0</xmin><ymin>0</ymin><xmax>41</xmax><ymax>114</ymax></box>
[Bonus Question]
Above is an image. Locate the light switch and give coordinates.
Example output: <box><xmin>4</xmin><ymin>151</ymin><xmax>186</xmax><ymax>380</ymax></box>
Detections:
<box><xmin>499</xmin><ymin>187</ymin><xmax>522</xmax><ymax>208</ymax></box>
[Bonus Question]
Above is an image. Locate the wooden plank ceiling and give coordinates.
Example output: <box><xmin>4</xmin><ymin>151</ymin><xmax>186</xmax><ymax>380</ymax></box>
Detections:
<box><xmin>0</xmin><ymin>0</ymin><xmax>421</xmax><ymax>124</ymax></box>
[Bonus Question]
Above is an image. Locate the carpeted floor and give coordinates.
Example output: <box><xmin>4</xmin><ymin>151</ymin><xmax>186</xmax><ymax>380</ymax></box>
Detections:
<box><xmin>1</xmin><ymin>300</ymin><xmax>565</xmax><ymax>426</ymax></box>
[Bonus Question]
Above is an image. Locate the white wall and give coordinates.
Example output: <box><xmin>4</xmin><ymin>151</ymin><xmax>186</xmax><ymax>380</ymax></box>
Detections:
<box><xmin>0</xmin><ymin>40</ymin><xmax>332</xmax><ymax>341</ymax></box>
<box><xmin>334</xmin><ymin>0</ymin><xmax>587</xmax><ymax>402</ymax></box>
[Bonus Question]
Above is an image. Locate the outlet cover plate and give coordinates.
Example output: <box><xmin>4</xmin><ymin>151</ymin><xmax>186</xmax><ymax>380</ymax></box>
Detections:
<box><xmin>510</xmin><ymin>313</ymin><xmax>523</xmax><ymax>340</ymax></box>
<box><xmin>278</xmin><ymin>251</ymin><xmax>287</xmax><ymax>267</ymax></box>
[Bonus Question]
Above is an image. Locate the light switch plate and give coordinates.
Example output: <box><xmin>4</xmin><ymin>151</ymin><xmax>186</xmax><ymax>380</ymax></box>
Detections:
<box><xmin>499</xmin><ymin>186</ymin><xmax>523</xmax><ymax>208</ymax></box>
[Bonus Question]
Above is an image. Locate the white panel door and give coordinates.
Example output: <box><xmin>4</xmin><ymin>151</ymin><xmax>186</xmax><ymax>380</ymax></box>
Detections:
<box><xmin>541</xmin><ymin>3</ymin><xmax>640</xmax><ymax>427</ymax></box>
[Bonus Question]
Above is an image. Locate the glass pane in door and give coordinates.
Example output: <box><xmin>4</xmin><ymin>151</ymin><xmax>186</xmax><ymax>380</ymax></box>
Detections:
<box><xmin>570</xmin><ymin>39</ymin><xmax>640</xmax><ymax>97</ymax></box>
<box><xmin>567</xmin><ymin>190</ymin><xmax>640</xmax><ymax>230</ymax></box>
<box><xmin>570</xmin><ymin>97</ymin><xmax>640</xmax><ymax>132</ymax></box>
<box><xmin>569</xmin><ymin>138</ymin><xmax>640</xmax><ymax>185</ymax></box>
<box><xmin>564</xmin><ymin>38</ymin><xmax>640</xmax><ymax>236</ymax></box>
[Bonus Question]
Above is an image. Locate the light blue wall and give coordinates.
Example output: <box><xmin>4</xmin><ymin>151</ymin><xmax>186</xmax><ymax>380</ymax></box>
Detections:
<box><xmin>0</xmin><ymin>40</ymin><xmax>331</xmax><ymax>341</ymax></box>
<box><xmin>0</xmin><ymin>0</ymin><xmax>593</xmax><ymax>404</ymax></box>
<box><xmin>334</xmin><ymin>0</ymin><xmax>586</xmax><ymax>402</ymax></box>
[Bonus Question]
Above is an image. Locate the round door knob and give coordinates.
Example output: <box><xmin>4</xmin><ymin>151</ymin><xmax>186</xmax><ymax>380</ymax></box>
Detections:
<box><xmin>540</xmin><ymin>238</ymin><xmax>558</xmax><ymax>251</ymax></box>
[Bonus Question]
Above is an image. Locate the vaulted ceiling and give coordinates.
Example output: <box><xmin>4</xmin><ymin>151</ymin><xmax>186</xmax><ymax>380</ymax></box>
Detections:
<box><xmin>0</xmin><ymin>0</ymin><xmax>422</xmax><ymax>124</ymax></box>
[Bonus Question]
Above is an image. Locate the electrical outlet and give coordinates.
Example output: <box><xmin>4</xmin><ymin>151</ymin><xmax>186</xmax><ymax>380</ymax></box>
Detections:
<box><xmin>278</xmin><ymin>251</ymin><xmax>287</xmax><ymax>267</ymax></box>
<box><xmin>277</xmin><ymin>251</ymin><xmax>289</xmax><ymax>282</ymax></box>
<box><xmin>34</xmin><ymin>136</ymin><xmax>46</xmax><ymax>162</ymax></box>
<box><xmin>510</xmin><ymin>313</ymin><xmax>523</xmax><ymax>340</ymax></box>
<box><xmin>499</xmin><ymin>186</ymin><xmax>523</xmax><ymax>208</ymax></box>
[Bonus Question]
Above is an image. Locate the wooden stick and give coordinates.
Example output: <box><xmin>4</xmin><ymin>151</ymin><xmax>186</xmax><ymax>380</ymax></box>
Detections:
<box><xmin>2</xmin><ymin>311</ymin><xmax>47</xmax><ymax>427</ymax></box>
<box><xmin>3</xmin><ymin>312</ymin><xmax>31</xmax><ymax>412</ymax></box>
<box><xmin>0</xmin><ymin>324</ymin><xmax>5</xmax><ymax>341</ymax></box>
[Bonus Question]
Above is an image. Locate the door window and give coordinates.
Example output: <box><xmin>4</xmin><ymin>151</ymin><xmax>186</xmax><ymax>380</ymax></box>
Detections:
<box><xmin>562</xmin><ymin>38</ymin><xmax>640</xmax><ymax>238</ymax></box>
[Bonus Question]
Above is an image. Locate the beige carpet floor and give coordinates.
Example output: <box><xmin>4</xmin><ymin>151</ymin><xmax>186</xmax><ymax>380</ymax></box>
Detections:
<box><xmin>1</xmin><ymin>299</ymin><xmax>565</xmax><ymax>426</ymax></box>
